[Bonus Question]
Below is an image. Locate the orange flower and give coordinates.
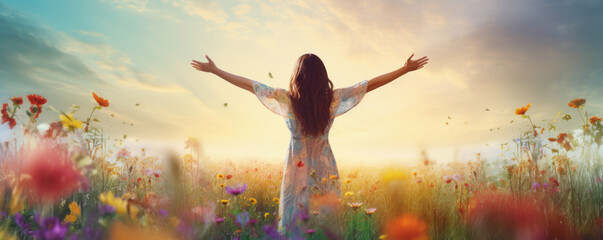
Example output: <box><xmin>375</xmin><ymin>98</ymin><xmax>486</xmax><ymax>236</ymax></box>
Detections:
<box><xmin>514</xmin><ymin>103</ymin><xmax>531</xmax><ymax>115</ymax></box>
<box><xmin>590</xmin><ymin>116</ymin><xmax>602</xmax><ymax>125</ymax></box>
<box><xmin>386</xmin><ymin>214</ymin><xmax>429</xmax><ymax>240</ymax></box>
<box><xmin>93</xmin><ymin>92</ymin><xmax>109</xmax><ymax>107</ymax></box>
<box><xmin>556</xmin><ymin>133</ymin><xmax>567</xmax><ymax>144</ymax></box>
<box><xmin>568</xmin><ymin>98</ymin><xmax>585</xmax><ymax>108</ymax></box>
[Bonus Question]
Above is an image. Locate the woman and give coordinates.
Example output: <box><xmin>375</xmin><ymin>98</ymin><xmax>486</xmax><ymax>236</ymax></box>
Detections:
<box><xmin>190</xmin><ymin>53</ymin><xmax>428</xmax><ymax>233</ymax></box>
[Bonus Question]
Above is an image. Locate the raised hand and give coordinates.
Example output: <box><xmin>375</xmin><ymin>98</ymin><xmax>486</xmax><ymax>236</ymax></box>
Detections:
<box><xmin>191</xmin><ymin>55</ymin><xmax>218</xmax><ymax>73</ymax></box>
<box><xmin>403</xmin><ymin>54</ymin><xmax>429</xmax><ymax>72</ymax></box>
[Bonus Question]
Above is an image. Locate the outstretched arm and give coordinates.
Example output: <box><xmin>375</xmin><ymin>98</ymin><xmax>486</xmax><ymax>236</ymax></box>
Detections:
<box><xmin>191</xmin><ymin>55</ymin><xmax>254</xmax><ymax>94</ymax></box>
<box><xmin>366</xmin><ymin>54</ymin><xmax>428</xmax><ymax>93</ymax></box>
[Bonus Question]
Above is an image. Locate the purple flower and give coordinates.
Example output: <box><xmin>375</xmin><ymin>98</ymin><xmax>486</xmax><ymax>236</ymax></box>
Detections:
<box><xmin>542</xmin><ymin>183</ymin><xmax>549</xmax><ymax>188</ymax></box>
<box><xmin>226</xmin><ymin>184</ymin><xmax>247</xmax><ymax>196</ymax></box>
<box><xmin>158</xmin><ymin>209</ymin><xmax>169</xmax><ymax>218</ymax></box>
<box><xmin>215</xmin><ymin>217</ymin><xmax>225</xmax><ymax>224</ymax></box>
<box><xmin>235</xmin><ymin>211</ymin><xmax>249</xmax><ymax>227</ymax></box>
<box><xmin>263</xmin><ymin>225</ymin><xmax>284</xmax><ymax>239</ymax></box>
<box><xmin>297</xmin><ymin>208</ymin><xmax>310</xmax><ymax>223</ymax></box>
<box><xmin>306</xmin><ymin>228</ymin><xmax>317</xmax><ymax>235</ymax></box>
<box><xmin>99</xmin><ymin>204</ymin><xmax>116</xmax><ymax>214</ymax></box>
<box><xmin>15</xmin><ymin>212</ymin><xmax>34</xmax><ymax>236</ymax></box>
<box><xmin>532</xmin><ymin>183</ymin><xmax>540</xmax><ymax>191</ymax></box>
<box><xmin>34</xmin><ymin>214</ymin><xmax>69</xmax><ymax>240</ymax></box>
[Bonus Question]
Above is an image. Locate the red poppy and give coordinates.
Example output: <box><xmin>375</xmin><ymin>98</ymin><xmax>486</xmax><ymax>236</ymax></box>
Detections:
<box><xmin>27</xmin><ymin>94</ymin><xmax>47</xmax><ymax>106</ymax></box>
<box><xmin>20</xmin><ymin>140</ymin><xmax>85</xmax><ymax>204</ymax></box>
<box><xmin>514</xmin><ymin>103</ymin><xmax>531</xmax><ymax>115</ymax></box>
<box><xmin>568</xmin><ymin>98</ymin><xmax>585</xmax><ymax>108</ymax></box>
<box><xmin>297</xmin><ymin>161</ymin><xmax>305</xmax><ymax>168</ymax></box>
<box><xmin>1</xmin><ymin>103</ymin><xmax>16</xmax><ymax>129</ymax></box>
<box><xmin>92</xmin><ymin>92</ymin><xmax>109</xmax><ymax>107</ymax></box>
<box><xmin>226</xmin><ymin>175</ymin><xmax>232</xmax><ymax>179</ymax></box>
<box><xmin>548</xmin><ymin>138</ymin><xmax>556</xmax><ymax>142</ymax></box>
<box><xmin>137</xmin><ymin>178</ymin><xmax>142</xmax><ymax>182</ymax></box>
<box><xmin>10</xmin><ymin>96</ymin><xmax>23</xmax><ymax>105</ymax></box>
<box><xmin>154</xmin><ymin>173</ymin><xmax>160</xmax><ymax>178</ymax></box>
<box><xmin>549</xmin><ymin>177</ymin><xmax>559</xmax><ymax>187</ymax></box>
<box><xmin>590</xmin><ymin>116</ymin><xmax>602</xmax><ymax>125</ymax></box>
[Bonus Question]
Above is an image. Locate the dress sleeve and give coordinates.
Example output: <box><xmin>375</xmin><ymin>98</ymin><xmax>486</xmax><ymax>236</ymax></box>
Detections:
<box><xmin>332</xmin><ymin>80</ymin><xmax>368</xmax><ymax>117</ymax></box>
<box><xmin>252</xmin><ymin>80</ymin><xmax>291</xmax><ymax>117</ymax></box>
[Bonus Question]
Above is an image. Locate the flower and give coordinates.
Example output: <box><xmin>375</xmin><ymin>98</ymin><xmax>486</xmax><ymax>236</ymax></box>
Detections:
<box><xmin>249</xmin><ymin>198</ymin><xmax>257</xmax><ymax>205</ymax></box>
<box><xmin>225</xmin><ymin>184</ymin><xmax>247</xmax><ymax>196</ymax></box>
<box><xmin>69</xmin><ymin>202</ymin><xmax>81</xmax><ymax>215</ymax></box>
<box><xmin>386</xmin><ymin>214</ymin><xmax>429</xmax><ymax>240</ymax></box>
<box><xmin>27</xmin><ymin>94</ymin><xmax>47</xmax><ymax>106</ymax></box>
<box><xmin>273</xmin><ymin>198</ymin><xmax>280</xmax><ymax>204</ymax></box>
<box><xmin>235</xmin><ymin>211</ymin><xmax>250</xmax><ymax>227</ymax></box>
<box><xmin>306</xmin><ymin>228</ymin><xmax>317</xmax><ymax>235</ymax></box>
<box><xmin>321</xmin><ymin>178</ymin><xmax>327</xmax><ymax>184</ymax></box>
<box><xmin>344</xmin><ymin>191</ymin><xmax>354</xmax><ymax>197</ymax></box>
<box><xmin>64</xmin><ymin>213</ymin><xmax>77</xmax><ymax>223</ymax></box>
<box><xmin>515</xmin><ymin>103</ymin><xmax>531</xmax><ymax>115</ymax></box>
<box><xmin>226</xmin><ymin>174</ymin><xmax>232</xmax><ymax>179</ymax></box>
<box><xmin>364</xmin><ymin>207</ymin><xmax>377</xmax><ymax>216</ymax></box>
<box><xmin>20</xmin><ymin>140</ymin><xmax>85</xmax><ymax>203</ymax></box>
<box><xmin>1</xmin><ymin>103</ymin><xmax>16</xmax><ymax>129</ymax></box>
<box><xmin>34</xmin><ymin>214</ymin><xmax>69</xmax><ymax>240</ymax></box>
<box><xmin>10</xmin><ymin>97</ymin><xmax>23</xmax><ymax>105</ymax></box>
<box><xmin>443</xmin><ymin>175</ymin><xmax>453</xmax><ymax>184</ymax></box>
<box><xmin>329</xmin><ymin>175</ymin><xmax>339</xmax><ymax>180</ymax></box>
<box><xmin>15</xmin><ymin>212</ymin><xmax>34</xmax><ymax>236</ymax></box>
<box><xmin>568</xmin><ymin>98</ymin><xmax>585</xmax><ymax>108</ymax></box>
<box><xmin>59</xmin><ymin>113</ymin><xmax>83</xmax><ymax>129</ymax></box>
<box><xmin>92</xmin><ymin>92</ymin><xmax>109</xmax><ymax>107</ymax></box>
<box><xmin>216</xmin><ymin>173</ymin><xmax>224</xmax><ymax>179</ymax></box>
<box><xmin>297</xmin><ymin>161</ymin><xmax>305</xmax><ymax>167</ymax></box>
<box><xmin>215</xmin><ymin>217</ymin><xmax>225</xmax><ymax>224</ymax></box>
<box><xmin>264</xmin><ymin>212</ymin><xmax>270</xmax><ymax>218</ymax></box>
<box><xmin>99</xmin><ymin>191</ymin><xmax>139</xmax><ymax>220</ymax></box>
<box><xmin>590</xmin><ymin>116</ymin><xmax>602</xmax><ymax>125</ymax></box>
<box><xmin>348</xmin><ymin>202</ymin><xmax>363</xmax><ymax>211</ymax></box>
<box><xmin>220</xmin><ymin>200</ymin><xmax>229</xmax><ymax>205</ymax></box>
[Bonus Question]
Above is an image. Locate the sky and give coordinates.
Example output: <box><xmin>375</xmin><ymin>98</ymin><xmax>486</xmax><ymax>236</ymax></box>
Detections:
<box><xmin>1</xmin><ymin>0</ymin><xmax>602</xmax><ymax>165</ymax></box>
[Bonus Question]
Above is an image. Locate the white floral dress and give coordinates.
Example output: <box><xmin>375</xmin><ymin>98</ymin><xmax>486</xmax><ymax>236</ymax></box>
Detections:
<box><xmin>252</xmin><ymin>80</ymin><xmax>368</xmax><ymax>233</ymax></box>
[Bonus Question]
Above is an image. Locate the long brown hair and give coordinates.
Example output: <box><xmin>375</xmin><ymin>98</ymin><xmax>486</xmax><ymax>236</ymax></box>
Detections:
<box><xmin>288</xmin><ymin>54</ymin><xmax>334</xmax><ymax>137</ymax></box>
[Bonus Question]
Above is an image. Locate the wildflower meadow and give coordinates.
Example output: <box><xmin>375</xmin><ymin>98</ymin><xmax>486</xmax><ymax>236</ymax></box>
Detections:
<box><xmin>1</xmin><ymin>93</ymin><xmax>603</xmax><ymax>240</ymax></box>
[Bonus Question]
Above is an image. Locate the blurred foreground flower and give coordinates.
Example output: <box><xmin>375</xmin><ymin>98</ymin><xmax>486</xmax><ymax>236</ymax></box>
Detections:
<box><xmin>59</xmin><ymin>113</ymin><xmax>83</xmax><ymax>130</ymax></box>
<box><xmin>109</xmin><ymin>222</ymin><xmax>180</xmax><ymax>240</ymax></box>
<box><xmin>20</xmin><ymin>140</ymin><xmax>86</xmax><ymax>204</ymax></box>
<box><xmin>466</xmin><ymin>193</ymin><xmax>577</xmax><ymax>240</ymax></box>
<box><xmin>386</xmin><ymin>214</ymin><xmax>429</xmax><ymax>240</ymax></box>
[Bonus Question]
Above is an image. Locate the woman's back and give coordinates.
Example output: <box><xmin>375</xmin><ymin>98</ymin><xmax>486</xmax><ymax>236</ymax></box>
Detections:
<box><xmin>251</xmin><ymin>79</ymin><xmax>368</xmax><ymax>233</ymax></box>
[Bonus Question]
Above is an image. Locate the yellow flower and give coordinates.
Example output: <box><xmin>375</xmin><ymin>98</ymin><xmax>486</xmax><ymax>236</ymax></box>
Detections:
<box><xmin>220</xmin><ymin>200</ymin><xmax>229</xmax><ymax>205</ymax></box>
<box><xmin>321</xmin><ymin>178</ymin><xmax>327</xmax><ymax>184</ymax></box>
<box><xmin>249</xmin><ymin>198</ymin><xmax>257</xmax><ymax>205</ymax></box>
<box><xmin>379</xmin><ymin>234</ymin><xmax>388</xmax><ymax>239</ymax></box>
<box><xmin>64</xmin><ymin>213</ymin><xmax>77</xmax><ymax>223</ymax></box>
<box><xmin>273</xmin><ymin>198</ymin><xmax>280</xmax><ymax>204</ymax></box>
<box><xmin>216</xmin><ymin>173</ymin><xmax>224</xmax><ymax>179</ymax></box>
<box><xmin>59</xmin><ymin>113</ymin><xmax>83</xmax><ymax>129</ymax></box>
<box><xmin>329</xmin><ymin>175</ymin><xmax>339</xmax><ymax>180</ymax></box>
<box><xmin>344</xmin><ymin>191</ymin><xmax>354</xmax><ymax>197</ymax></box>
<box><xmin>99</xmin><ymin>191</ymin><xmax>138</xmax><ymax>220</ymax></box>
<box><xmin>219</xmin><ymin>184</ymin><xmax>225</xmax><ymax>188</ymax></box>
<box><xmin>69</xmin><ymin>201</ymin><xmax>81</xmax><ymax>215</ymax></box>
<box><xmin>344</xmin><ymin>179</ymin><xmax>352</xmax><ymax>184</ymax></box>
<box><xmin>264</xmin><ymin>212</ymin><xmax>270</xmax><ymax>218</ymax></box>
